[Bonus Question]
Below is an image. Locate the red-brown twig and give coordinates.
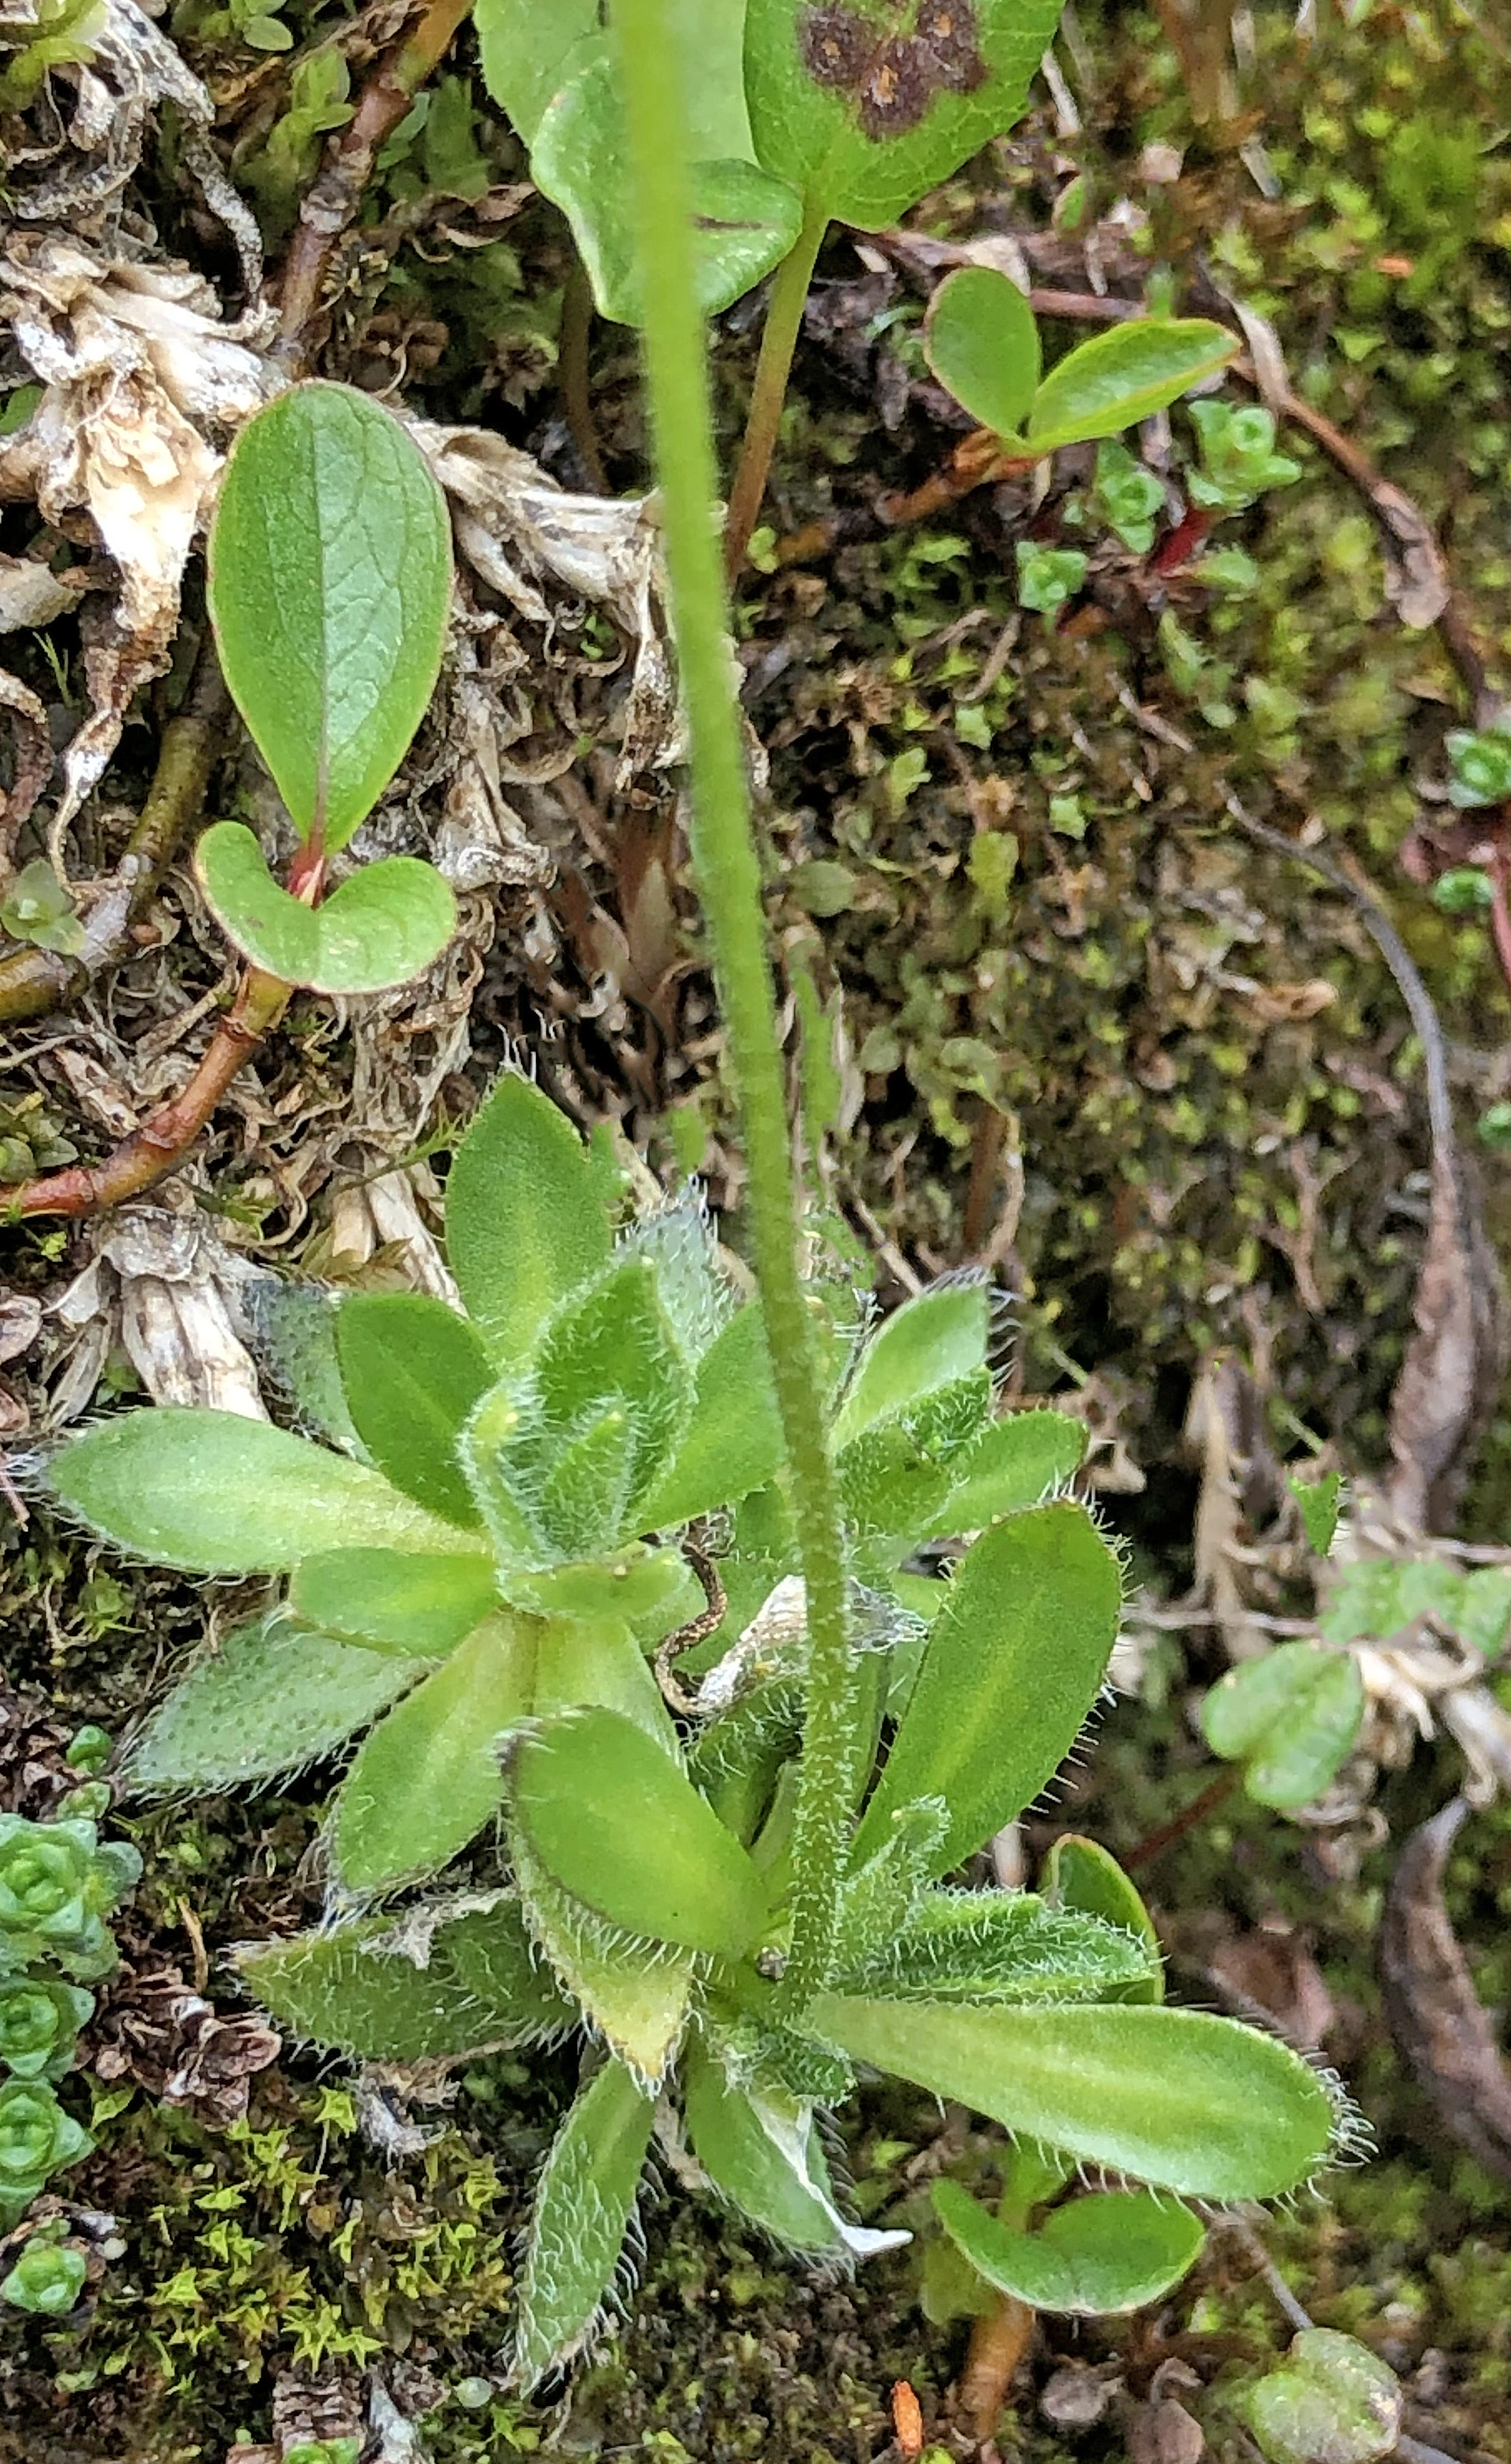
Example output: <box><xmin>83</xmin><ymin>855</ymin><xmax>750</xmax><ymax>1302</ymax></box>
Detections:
<box><xmin>5</xmin><ymin>968</ymin><xmax>290</xmax><ymax>1222</ymax></box>
<box><xmin>275</xmin><ymin>0</ymin><xmax>476</xmax><ymax>358</ymax></box>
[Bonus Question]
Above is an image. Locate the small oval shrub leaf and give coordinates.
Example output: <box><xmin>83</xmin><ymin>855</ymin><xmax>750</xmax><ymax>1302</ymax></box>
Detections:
<box><xmin>196</xmin><ymin>825</ymin><xmax>456</xmax><ymax>994</ymax></box>
<box><xmin>207</xmin><ymin>382</ymin><xmax>452</xmax><ymax>850</ymax></box>
<box><xmin>933</xmin><ymin>2179</ymin><xmax>1205</xmax><ymax>2314</ymax></box>
<box><xmin>1026</xmin><ymin>319</ymin><xmax>1238</xmax><ymax>453</ymax></box>
<box><xmin>923</xmin><ymin>266</ymin><xmax>1040</xmax><ymax>438</ymax></box>
<box><xmin>1201</xmin><ymin>1642</ymin><xmax>1365</xmax><ymax>1810</ymax></box>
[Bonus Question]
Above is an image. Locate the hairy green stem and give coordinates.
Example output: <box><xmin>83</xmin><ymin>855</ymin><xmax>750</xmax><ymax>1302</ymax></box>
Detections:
<box><xmin>615</xmin><ymin>0</ymin><xmax>853</xmax><ymax>2011</ymax></box>
<box><xmin>723</xmin><ymin>208</ymin><xmax>826</xmax><ymax>581</ymax></box>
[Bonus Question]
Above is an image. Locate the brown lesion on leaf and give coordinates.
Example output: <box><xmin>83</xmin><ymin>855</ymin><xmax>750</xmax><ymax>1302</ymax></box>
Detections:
<box><xmin>797</xmin><ymin>0</ymin><xmax>988</xmax><ymax>142</ymax></box>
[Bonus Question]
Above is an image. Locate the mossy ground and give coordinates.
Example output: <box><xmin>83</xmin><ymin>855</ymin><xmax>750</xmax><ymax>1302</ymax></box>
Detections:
<box><xmin>3</xmin><ymin>0</ymin><xmax>1511</xmax><ymax>2453</ymax></box>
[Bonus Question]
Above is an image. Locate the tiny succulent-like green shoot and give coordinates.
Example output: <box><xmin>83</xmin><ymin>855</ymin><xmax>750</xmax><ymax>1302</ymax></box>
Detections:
<box><xmin>1289</xmin><ymin>1467</ymin><xmax>1343</xmax><ymax>1558</ymax></box>
<box><xmin>1</xmin><ymin>2237</ymin><xmax>89</xmax><ymax>2315</ymax></box>
<box><xmin>0</xmin><ymin>1975</ymin><xmax>93</xmax><ymax>2080</ymax></box>
<box><xmin>1015</xmin><ymin>543</ymin><xmax>1087</xmax><ymax>619</ymax></box>
<box><xmin>1445</xmin><ymin>722</ymin><xmax>1511</xmax><ymax>810</ymax></box>
<box><xmin>0</xmin><ymin>2079</ymin><xmax>91</xmax><ymax>2227</ymax></box>
<box><xmin>1186</xmin><ymin>399</ymin><xmax>1302</xmax><ymax>511</ymax></box>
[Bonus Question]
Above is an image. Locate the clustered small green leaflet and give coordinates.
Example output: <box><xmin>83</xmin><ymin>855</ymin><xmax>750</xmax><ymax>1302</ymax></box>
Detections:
<box><xmin>47</xmin><ymin>1069</ymin><xmax>1345</xmax><ymax>2383</ymax></box>
<box><xmin>0</xmin><ymin>1759</ymin><xmax>140</xmax><ymax>2309</ymax></box>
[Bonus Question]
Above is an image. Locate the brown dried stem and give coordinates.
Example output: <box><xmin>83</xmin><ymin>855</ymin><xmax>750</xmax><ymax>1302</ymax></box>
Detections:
<box><xmin>0</xmin><ymin>641</ymin><xmax>228</xmax><ymax>1027</ymax></box>
<box><xmin>956</xmin><ymin>2293</ymin><xmax>1035</xmax><ymax>2445</ymax></box>
<box><xmin>275</xmin><ymin>0</ymin><xmax>476</xmax><ymax>358</ymax></box>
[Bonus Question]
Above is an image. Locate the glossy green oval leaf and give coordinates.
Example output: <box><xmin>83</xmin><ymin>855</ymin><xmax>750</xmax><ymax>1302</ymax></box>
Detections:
<box><xmin>289</xmin><ymin>1548</ymin><xmax>496</xmax><ymax>1657</ymax></box>
<box><xmin>1201</xmin><ymin>1642</ymin><xmax>1365</xmax><ymax>1810</ymax></box>
<box><xmin>923</xmin><ymin>266</ymin><xmax>1040</xmax><ymax>438</ymax></box>
<box><xmin>126</xmin><ymin>1618</ymin><xmax>423</xmax><ymax>1793</ymax></box>
<box><xmin>50</xmin><ymin>1408</ymin><xmax>479</xmax><ymax>1574</ymax></box>
<box><xmin>746</xmin><ymin>0</ymin><xmax>1067</xmax><ymax>229</ymax></box>
<box><xmin>933</xmin><ymin>2179</ymin><xmax>1205</xmax><ymax>2314</ymax></box>
<box><xmin>207</xmin><ymin>382</ymin><xmax>452</xmax><ymax>851</ymax></box>
<box><xmin>809</xmin><ymin>1997</ymin><xmax>1338</xmax><ymax>2199</ymax></box>
<box><xmin>507</xmin><ymin>1707</ymin><xmax>770</xmax><ymax>1956</ymax></box>
<box><xmin>930</xmin><ymin>1407</ymin><xmax>1085</xmax><ymax>1538</ymax></box>
<box><xmin>195</xmin><ymin>825</ymin><xmax>456</xmax><ymax>994</ymax></box>
<box><xmin>834</xmin><ymin>1280</ymin><xmax>990</xmax><ymax>1447</ymax></box>
<box><xmin>1042</xmin><ymin>1834</ymin><xmax>1162</xmax><ymax>2002</ymax></box>
<box><xmin>1027</xmin><ymin>319</ymin><xmax>1239</xmax><ymax>453</ymax></box>
<box><xmin>334</xmin><ymin>1292</ymin><xmax>491</xmax><ymax>1530</ymax></box>
<box><xmin>332</xmin><ymin>1613</ymin><xmax>533</xmax><ymax>1893</ymax></box>
<box><xmin>513</xmin><ymin>2059</ymin><xmax>656</xmax><ymax>2388</ymax></box>
<box><xmin>850</xmin><ymin>1500</ymin><xmax>1121</xmax><ymax>1875</ymax></box>
<box><xmin>477</xmin><ymin>0</ymin><xmax>800</xmax><ymax>323</ymax></box>
<box><xmin>639</xmin><ymin>1302</ymin><xmax>787</xmax><ymax>1529</ymax></box>
<box><xmin>239</xmin><ymin>1896</ymin><xmax>571</xmax><ymax>2059</ymax></box>
<box><xmin>445</xmin><ymin>1073</ymin><xmax>614</xmax><ymax>1368</ymax></box>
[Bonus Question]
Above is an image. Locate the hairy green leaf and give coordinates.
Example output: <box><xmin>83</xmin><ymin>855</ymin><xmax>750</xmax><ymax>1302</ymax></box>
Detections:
<box><xmin>507</xmin><ymin>1708</ymin><xmax>770</xmax><ymax>1956</ymax></box>
<box><xmin>833</xmin><ymin>1887</ymin><xmax>1158</xmax><ymax>2004</ymax></box>
<box><xmin>833</xmin><ymin>1281</ymin><xmax>989</xmax><ymax>1447</ymax></box>
<box><xmin>289</xmin><ymin>1549</ymin><xmax>496</xmax><ymax>1657</ymax></box>
<box><xmin>933</xmin><ymin>2179</ymin><xmax>1205</xmax><ymax>2313</ymax></box>
<box><xmin>1027</xmin><ymin>320</ymin><xmax>1238</xmax><ymax>453</ymax></box>
<box><xmin>1201</xmin><ymin>1643</ymin><xmax>1365</xmax><ymax>1810</ymax></box>
<box><xmin>851</xmin><ymin>1501</ymin><xmax>1120</xmax><ymax>1874</ymax></box>
<box><xmin>513</xmin><ymin>2058</ymin><xmax>656</xmax><ymax>2387</ymax></box>
<box><xmin>684</xmin><ymin>2036</ymin><xmax>907</xmax><ymax>2255</ymax></box>
<box><xmin>1041</xmin><ymin>1834</ymin><xmax>1161</xmax><ymax>2002</ymax></box>
<box><xmin>239</xmin><ymin>1896</ymin><xmax>569</xmax><ymax>2058</ymax></box>
<box><xmin>1289</xmin><ymin>1467</ymin><xmax>1342</xmax><ymax>1559</ymax></box>
<box><xmin>639</xmin><ymin>1303</ymin><xmax>787</xmax><ymax>1528</ymax></box>
<box><xmin>334</xmin><ymin>1292</ymin><xmax>491</xmax><ymax>1530</ymax></box>
<box><xmin>923</xmin><ymin>265</ymin><xmax>1039</xmax><ymax>437</ymax></box>
<box><xmin>445</xmin><ymin>1074</ymin><xmax>614</xmax><ymax>1368</ymax></box>
<box><xmin>531</xmin><ymin>1613</ymin><xmax>677</xmax><ymax>1749</ymax></box>
<box><xmin>51</xmin><ymin>1409</ymin><xmax>475</xmax><ymax>1574</ymax></box>
<box><xmin>195</xmin><ymin>826</ymin><xmax>455</xmax><ymax>992</ymax></box>
<box><xmin>332</xmin><ymin>1614</ymin><xmax>532</xmax><ymax>1892</ymax></box>
<box><xmin>499</xmin><ymin>1546</ymin><xmax>697</xmax><ymax>1640</ymax></box>
<box><xmin>746</xmin><ymin>0</ymin><xmax>1066</xmax><ymax>229</ymax></box>
<box><xmin>935</xmin><ymin>1408</ymin><xmax>1085</xmax><ymax>1536</ymax></box>
<box><xmin>513</xmin><ymin>1829</ymin><xmax>692</xmax><ymax>2082</ymax></box>
<box><xmin>809</xmin><ymin>1998</ymin><xmax>1338</xmax><ymax>2198</ymax></box>
<box><xmin>207</xmin><ymin>383</ymin><xmax>452</xmax><ymax>851</ymax></box>
<box><xmin>127</xmin><ymin>1620</ymin><xmax>421</xmax><ymax>1793</ymax></box>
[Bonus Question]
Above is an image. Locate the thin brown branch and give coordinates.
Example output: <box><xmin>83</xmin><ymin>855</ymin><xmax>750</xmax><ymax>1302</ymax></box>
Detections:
<box><xmin>559</xmin><ymin>257</ymin><xmax>607</xmax><ymax>492</ymax></box>
<box><xmin>4</xmin><ymin>967</ymin><xmax>289</xmax><ymax>1220</ymax></box>
<box><xmin>0</xmin><ymin>641</ymin><xmax>228</xmax><ymax>1027</ymax></box>
<box><xmin>1122</xmin><ymin>1764</ymin><xmax>1240</xmax><ymax>1874</ymax></box>
<box><xmin>275</xmin><ymin>0</ymin><xmax>475</xmax><ymax>359</ymax></box>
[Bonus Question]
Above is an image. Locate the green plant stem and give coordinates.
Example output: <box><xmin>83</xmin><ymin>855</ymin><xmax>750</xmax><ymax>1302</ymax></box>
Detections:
<box><xmin>615</xmin><ymin>0</ymin><xmax>853</xmax><ymax>2013</ymax></box>
<box><xmin>722</xmin><ymin>205</ymin><xmax>827</xmax><ymax>582</ymax></box>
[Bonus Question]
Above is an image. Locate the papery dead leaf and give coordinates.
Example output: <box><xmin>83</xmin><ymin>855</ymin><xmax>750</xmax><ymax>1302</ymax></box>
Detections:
<box><xmin>1380</xmin><ymin>1795</ymin><xmax>1511</xmax><ymax>2185</ymax></box>
<box><xmin>47</xmin><ymin>1205</ymin><xmax>265</xmax><ymax>1418</ymax></box>
<box><xmin>1386</xmin><ymin>1152</ymin><xmax>1505</xmax><ymax>1533</ymax></box>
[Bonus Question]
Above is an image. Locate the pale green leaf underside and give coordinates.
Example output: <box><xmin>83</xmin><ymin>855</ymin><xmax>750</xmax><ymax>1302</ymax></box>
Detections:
<box><xmin>207</xmin><ymin>382</ymin><xmax>452</xmax><ymax>851</ymax></box>
<box><xmin>127</xmin><ymin>1619</ymin><xmax>421</xmax><ymax>1793</ymax></box>
<box><xmin>933</xmin><ymin>2179</ymin><xmax>1205</xmax><ymax>2314</ymax></box>
<box><xmin>51</xmin><ymin>1409</ymin><xmax>477</xmax><ymax>1574</ymax></box>
<box><xmin>809</xmin><ymin>1997</ymin><xmax>1336</xmax><ymax>2199</ymax></box>
<box><xmin>924</xmin><ymin>265</ymin><xmax>1041</xmax><ymax>438</ymax></box>
<box><xmin>195</xmin><ymin>825</ymin><xmax>456</xmax><ymax>994</ymax></box>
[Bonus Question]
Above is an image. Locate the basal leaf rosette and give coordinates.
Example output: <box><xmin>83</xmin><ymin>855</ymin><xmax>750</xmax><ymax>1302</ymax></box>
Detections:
<box><xmin>0</xmin><ymin>2079</ymin><xmax>91</xmax><ymax>2226</ymax></box>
